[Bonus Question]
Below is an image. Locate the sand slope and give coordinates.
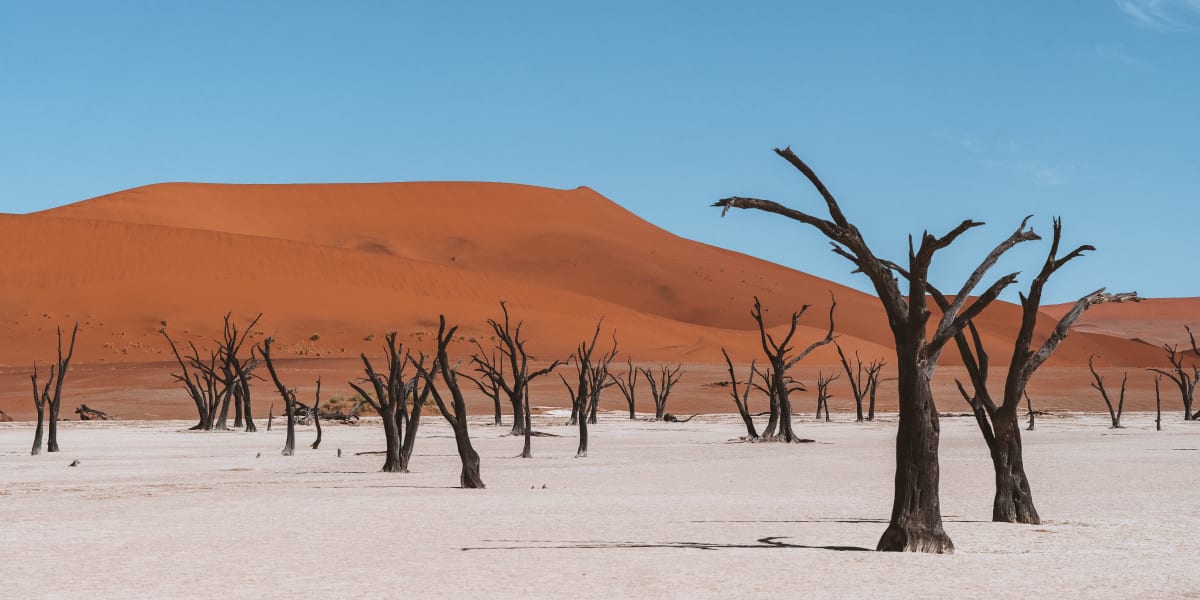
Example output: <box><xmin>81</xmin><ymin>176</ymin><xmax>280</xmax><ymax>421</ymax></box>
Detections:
<box><xmin>0</xmin><ymin>181</ymin><xmax>1186</xmax><ymax>418</ymax></box>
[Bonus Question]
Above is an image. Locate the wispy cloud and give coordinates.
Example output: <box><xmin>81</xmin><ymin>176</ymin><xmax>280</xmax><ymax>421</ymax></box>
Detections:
<box><xmin>1114</xmin><ymin>0</ymin><xmax>1200</xmax><ymax>30</ymax></box>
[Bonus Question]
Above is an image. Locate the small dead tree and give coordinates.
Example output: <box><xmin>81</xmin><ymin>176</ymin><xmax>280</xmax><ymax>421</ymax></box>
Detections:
<box><xmin>414</xmin><ymin>315</ymin><xmax>485</xmax><ymax>488</ymax></box>
<box><xmin>311</xmin><ymin>378</ymin><xmax>323</xmax><ymax>450</ymax></box>
<box><xmin>561</xmin><ymin>320</ymin><xmax>611</xmax><ymax>457</ymax></box>
<box><xmin>1149</xmin><ymin>335</ymin><xmax>1200</xmax><ymax>421</ymax></box>
<box><xmin>30</xmin><ymin>364</ymin><xmax>54</xmax><ymax>455</ymax></box>
<box><xmin>469</xmin><ymin>302</ymin><xmax>565</xmax><ymax>436</ymax></box>
<box><xmin>815</xmin><ymin>371</ymin><xmax>840</xmax><ymax>422</ymax></box>
<box><xmin>43</xmin><ymin>323</ymin><xmax>79</xmax><ymax>453</ymax></box>
<box><xmin>866</xmin><ymin>361</ymin><xmax>889</xmax><ymax>421</ymax></box>
<box><xmin>1154</xmin><ymin>375</ymin><xmax>1162</xmax><ymax>432</ymax></box>
<box><xmin>748</xmin><ymin>295</ymin><xmax>835</xmax><ymax>442</ymax></box>
<box><xmin>834</xmin><ymin>343</ymin><xmax>867</xmax><ymax>422</ymax></box>
<box><xmin>641</xmin><ymin>364</ymin><xmax>683</xmax><ymax>422</ymax></box>
<box><xmin>1024</xmin><ymin>392</ymin><xmax>1036</xmax><ymax>431</ymax></box>
<box><xmin>162</xmin><ymin>313</ymin><xmax>261</xmax><ymax>432</ymax></box>
<box><xmin>586</xmin><ymin>337</ymin><xmax>618</xmax><ymax>425</ymax></box>
<box><xmin>717</xmin><ymin>146</ymin><xmax>1040</xmax><ymax>552</ymax></box>
<box><xmin>348</xmin><ymin>332</ymin><xmax>430</xmax><ymax>473</ymax></box>
<box><xmin>259</xmin><ymin>337</ymin><xmax>299</xmax><ymax>456</ymax></box>
<box><xmin>611</xmin><ymin>357</ymin><xmax>640</xmax><ymax>419</ymax></box>
<box><xmin>1089</xmin><ymin>356</ymin><xmax>1126</xmax><ymax>429</ymax></box>
<box><xmin>721</xmin><ymin>348</ymin><xmax>759</xmax><ymax>440</ymax></box>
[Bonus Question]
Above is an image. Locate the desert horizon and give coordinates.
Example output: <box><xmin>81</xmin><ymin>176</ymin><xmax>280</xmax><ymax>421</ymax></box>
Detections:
<box><xmin>2</xmin><ymin>181</ymin><xmax>1195</xmax><ymax>422</ymax></box>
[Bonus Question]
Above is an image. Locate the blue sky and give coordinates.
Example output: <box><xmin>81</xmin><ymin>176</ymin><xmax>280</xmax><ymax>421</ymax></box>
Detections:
<box><xmin>2</xmin><ymin>1</ymin><xmax>1197</xmax><ymax>302</ymax></box>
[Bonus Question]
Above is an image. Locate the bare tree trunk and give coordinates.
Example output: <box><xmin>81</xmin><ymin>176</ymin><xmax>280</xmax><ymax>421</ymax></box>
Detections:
<box><xmin>876</xmin><ymin>371</ymin><xmax>953</xmax><ymax>553</ymax></box>
<box><xmin>1025</xmin><ymin>392</ymin><xmax>1035</xmax><ymax>431</ymax></box>
<box><xmin>1155</xmin><ymin>376</ymin><xmax>1162</xmax><ymax>431</ymax></box>
<box><xmin>379</xmin><ymin>401</ymin><xmax>402</xmax><ymax>471</ymax></box>
<box><xmin>283</xmin><ymin>391</ymin><xmax>297</xmax><ymax>456</ymax></box>
<box><xmin>311</xmin><ymin>378</ymin><xmax>323</xmax><ymax>450</ymax></box>
<box><xmin>520</xmin><ymin>388</ymin><xmax>533</xmax><ymax>458</ymax></box>
<box><xmin>988</xmin><ymin>408</ymin><xmax>1039</xmax><ymax>524</ymax></box>
<box><xmin>31</xmin><ymin>365</ymin><xmax>51</xmax><ymax>456</ymax></box>
<box><xmin>267</xmin><ymin>403</ymin><xmax>274</xmax><ymax>431</ymax></box>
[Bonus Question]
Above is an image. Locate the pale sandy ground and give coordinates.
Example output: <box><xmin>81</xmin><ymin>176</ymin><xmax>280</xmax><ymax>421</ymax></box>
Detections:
<box><xmin>2</xmin><ymin>412</ymin><xmax>1198</xmax><ymax>599</ymax></box>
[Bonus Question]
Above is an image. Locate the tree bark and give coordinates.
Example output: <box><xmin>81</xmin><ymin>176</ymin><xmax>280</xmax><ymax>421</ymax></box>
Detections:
<box><xmin>876</xmin><ymin>371</ymin><xmax>953</xmax><ymax>553</ymax></box>
<box><xmin>988</xmin><ymin>408</ymin><xmax>1039</xmax><ymax>524</ymax></box>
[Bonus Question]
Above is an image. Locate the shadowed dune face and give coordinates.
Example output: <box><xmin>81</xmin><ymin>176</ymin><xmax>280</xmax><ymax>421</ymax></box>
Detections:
<box><xmin>0</xmin><ymin>181</ymin><xmax>1188</xmax><ymax>418</ymax></box>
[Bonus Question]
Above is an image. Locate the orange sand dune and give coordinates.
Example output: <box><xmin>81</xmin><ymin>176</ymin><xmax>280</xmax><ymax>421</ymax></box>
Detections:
<box><xmin>0</xmin><ymin>182</ymin><xmax>1180</xmax><ymax>419</ymax></box>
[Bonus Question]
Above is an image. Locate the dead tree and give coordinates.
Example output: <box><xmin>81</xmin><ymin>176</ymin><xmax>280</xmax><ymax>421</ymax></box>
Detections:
<box><xmin>562</xmin><ymin>320</ymin><xmax>610</xmax><ymax>457</ymax></box>
<box><xmin>640</xmin><ymin>364</ymin><xmax>683</xmax><ymax>422</ymax></box>
<box><xmin>1024</xmin><ymin>392</ymin><xmax>1036</xmax><ymax>431</ymax></box>
<box><xmin>311</xmin><ymin>378</ymin><xmax>323</xmax><ymax>450</ymax></box>
<box><xmin>30</xmin><ymin>364</ymin><xmax>54</xmax><ymax>455</ymax></box>
<box><xmin>721</xmin><ymin>348</ymin><xmax>759</xmax><ymax>440</ymax></box>
<box><xmin>465</xmin><ymin>346</ymin><xmax>504</xmax><ymax>427</ymax></box>
<box><xmin>611</xmin><ymin>357</ymin><xmax>640</xmax><ymax>419</ymax></box>
<box><xmin>815</xmin><ymin>371</ymin><xmax>840</xmax><ymax>422</ymax></box>
<box><xmin>586</xmin><ymin>336</ymin><xmax>618</xmax><ymax>425</ymax></box>
<box><xmin>933</xmin><ymin>219</ymin><xmax>1117</xmax><ymax>524</ymax></box>
<box><xmin>866</xmin><ymin>362</ymin><xmax>890</xmax><ymax>421</ymax></box>
<box><xmin>469</xmin><ymin>302</ymin><xmax>565</xmax><ymax>435</ymax></box>
<box><xmin>716</xmin><ymin>147</ymin><xmax>1040</xmax><ymax>552</ymax></box>
<box><xmin>835</xmin><ymin>343</ymin><xmax>885</xmax><ymax>422</ymax></box>
<box><xmin>1149</xmin><ymin>339</ymin><xmax>1200</xmax><ymax>421</ymax></box>
<box><xmin>75</xmin><ymin>405</ymin><xmax>112</xmax><ymax>421</ymax></box>
<box><xmin>747</xmin><ymin>295</ymin><xmax>835</xmax><ymax>442</ymax></box>
<box><xmin>162</xmin><ymin>313</ymin><xmax>261</xmax><ymax>432</ymax></box>
<box><xmin>414</xmin><ymin>315</ymin><xmax>485</xmax><ymax>488</ymax></box>
<box><xmin>1154</xmin><ymin>375</ymin><xmax>1162</xmax><ymax>431</ymax></box>
<box><xmin>259</xmin><ymin>337</ymin><xmax>298</xmax><ymax>456</ymax></box>
<box><xmin>349</xmin><ymin>332</ymin><xmax>430</xmax><ymax>473</ymax></box>
<box><xmin>44</xmin><ymin>323</ymin><xmax>79</xmax><ymax>453</ymax></box>
<box><xmin>1089</xmin><ymin>356</ymin><xmax>1126</xmax><ymax>429</ymax></box>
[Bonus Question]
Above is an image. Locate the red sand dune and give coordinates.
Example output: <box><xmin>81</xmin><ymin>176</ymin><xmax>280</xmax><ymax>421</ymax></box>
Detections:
<box><xmin>0</xmin><ymin>182</ymin><xmax>1189</xmax><ymax>419</ymax></box>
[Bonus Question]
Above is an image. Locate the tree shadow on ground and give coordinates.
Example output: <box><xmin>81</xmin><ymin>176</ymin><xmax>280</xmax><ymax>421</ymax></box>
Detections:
<box><xmin>461</xmin><ymin>536</ymin><xmax>870</xmax><ymax>552</ymax></box>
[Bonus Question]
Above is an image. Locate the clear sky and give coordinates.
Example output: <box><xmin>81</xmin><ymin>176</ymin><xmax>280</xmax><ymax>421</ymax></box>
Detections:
<box><xmin>1</xmin><ymin>1</ymin><xmax>1196</xmax><ymax>303</ymax></box>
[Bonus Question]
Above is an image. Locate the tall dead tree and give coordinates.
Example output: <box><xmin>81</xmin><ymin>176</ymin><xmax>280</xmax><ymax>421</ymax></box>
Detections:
<box><xmin>348</xmin><ymin>332</ymin><xmax>430</xmax><ymax>473</ymax></box>
<box><xmin>716</xmin><ymin>146</ymin><xmax>1040</xmax><ymax>552</ymax></box>
<box><xmin>469</xmin><ymin>302</ymin><xmax>564</xmax><ymax>435</ymax></box>
<box><xmin>1089</xmin><ymin>356</ymin><xmax>1126</xmax><ymax>429</ymax></box>
<box><xmin>747</xmin><ymin>295</ymin><xmax>835</xmax><ymax>442</ymax></box>
<box><xmin>30</xmin><ymin>364</ymin><xmax>54</xmax><ymax>455</ymax></box>
<box><xmin>1149</xmin><ymin>336</ymin><xmax>1200</xmax><ymax>421</ymax></box>
<box><xmin>640</xmin><ymin>364</ymin><xmax>683</xmax><ymax>422</ymax></box>
<box><xmin>414</xmin><ymin>315</ymin><xmax>485</xmax><ymax>488</ymax></box>
<box><xmin>611</xmin><ymin>357</ymin><xmax>640</xmax><ymax>419</ymax></box>
<box><xmin>586</xmin><ymin>337</ymin><xmax>618</xmax><ymax>425</ymax></box>
<box><xmin>259</xmin><ymin>337</ymin><xmax>298</xmax><ymax>456</ymax></box>
<box><xmin>933</xmin><ymin>218</ymin><xmax>1119</xmax><ymax>524</ymax></box>
<box><xmin>721</xmin><ymin>348</ymin><xmax>759</xmax><ymax>440</ymax></box>
<box><xmin>814</xmin><ymin>371</ymin><xmax>840</xmax><ymax>422</ymax></box>
<box><xmin>44</xmin><ymin>323</ymin><xmax>79</xmax><ymax>453</ymax></box>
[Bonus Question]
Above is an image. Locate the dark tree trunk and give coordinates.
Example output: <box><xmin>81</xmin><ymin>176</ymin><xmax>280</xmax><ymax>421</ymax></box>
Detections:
<box><xmin>241</xmin><ymin>381</ymin><xmax>256</xmax><ymax>432</ymax></box>
<box><xmin>282</xmin><ymin>391</ymin><xmax>297</xmax><ymax>456</ymax></box>
<box><xmin>380</xmin><ymin>402</ymin><xmax>402</xmax><ymax>472</ymax></box>
<box><xmin>510</xmin><ymin>390</ymin><xmax>525</xmax><ymax>436</ymax></box>
<box><xmin>234</xmin><ymin>383</ymin><xmax>244</xmax><ymax>428</ymax></box>
<box><xmin>32</xmin><ymin>405</ymin><xmax>45</xmax><ymax>455</ymax></box>
<box><xmin>988</xmin><ymin>408</ymin><xmax>1040</xmax><ymax>524</ymax></box>
<box><xmin>876</xmin><ymin>371</ymin><xmax>953</xmax><ymax>553</ymax></box>
<box><xmin>311</xmin><ymin>379</ymin><xmax>323</xmax><ymax>450</ymax></box>
<box><xmin>267</xmin><ymin>404</ymin><xmax>274</xmax><ymax>431</ymax></box>
<box><xmin>520</xmin><ymin>388</ymin><xmax>533</xmax><ymax>458</ymax></box>
<box><xmin>576</xmin><ymin>405</ymin><xmax>589</xmax><ymax>457</ymax></box>
<box><xmin>1155</xmin><ymin>376</ymin><xmax>1162</xmax><ymax>431</ymax></box>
